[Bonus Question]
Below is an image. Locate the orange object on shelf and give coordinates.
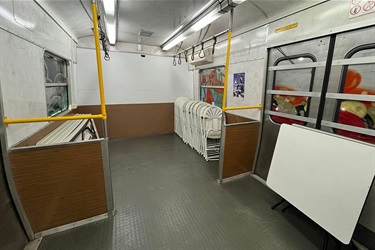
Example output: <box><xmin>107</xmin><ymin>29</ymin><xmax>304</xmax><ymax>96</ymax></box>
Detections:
<box><xmin>274</xmin><ymin>85</ymin><xmax>308</xmax><ymax>106</ymax></box>
<box><xmin>344</xmin><ymin>69</ymin><xmax>362</xmax><ymax>91</ymax></box>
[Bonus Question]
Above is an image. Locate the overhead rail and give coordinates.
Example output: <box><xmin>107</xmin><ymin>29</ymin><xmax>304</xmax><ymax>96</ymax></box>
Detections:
<box><xmin>169</xmin><ymin>6</ymin><xmax>263</xmax><ymax>111</ymax></box>
<box><xmin>163</xmin><ymin>0</ymin><xmax>245</xmax><ymax>51</ymax></box>
<box><xmin>3</xmin><ymin>1</ymin><xmax>108</xmax><ymax>137</ymax></box>
<box><xmin>172</xmin><ymin>29</ymin><xmax>228</xmax><ymax>65</ymax></box>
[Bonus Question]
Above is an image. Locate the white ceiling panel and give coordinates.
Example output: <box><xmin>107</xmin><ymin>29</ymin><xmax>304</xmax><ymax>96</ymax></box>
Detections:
<box><xmin>117</xmin><ymin>0</ymin><xmax>208</xmax><ymax>45</ymax></box>
<box><xmin>36</xmin><ymin>0</ymin><xmax>325</xmax><ymax>50</ymax></box>
<box><xmin>36</xmin><ymin>0</ymin><xmax>94</xmax><ymax>40</ymax></box>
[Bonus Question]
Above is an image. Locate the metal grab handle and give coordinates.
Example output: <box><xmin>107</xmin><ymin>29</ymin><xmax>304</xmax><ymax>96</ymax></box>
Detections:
<box><xmin>178</xmin><ymin>53</ymin><xmax>182</xmax><ymax>65</ymax></box>
<box><xmin>173</xmin><ymin>56</ymin><xmax>176</xmax><ymax>66</ymax></box>
<box><xmin>212</xmin><ymin>36</ymin><xmax>217</xmax><ymax>55</ymax></box>
<box><xmin>199</xmin><ymin>42</ymin><xmax>205</xmax><ymax>58</ymax></box>
<box><xmin>184</xmin><ymin>50</ymin><xmax>188</xmax><ymax>62</ymax></box>
<box><xmin>191</xmin><ymin>46</ymin><xmax>195</xmax><ymax>61</ymax></box>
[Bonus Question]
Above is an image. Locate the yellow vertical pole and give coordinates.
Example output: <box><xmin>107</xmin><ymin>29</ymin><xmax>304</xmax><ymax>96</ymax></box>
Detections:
<box><xmin>222</xmin><ymin>9</ymin><xmax>234</xmax><ymax>111</ymax></box>
<box><xmin>221</xmin><ymin>31</ymin><xmax>232</xmax><ymax>111</ymax></box>
<box><xmin>91</xmin><ymin>2</ymin><xmax>107</xmax><ymax>120</ymax></box>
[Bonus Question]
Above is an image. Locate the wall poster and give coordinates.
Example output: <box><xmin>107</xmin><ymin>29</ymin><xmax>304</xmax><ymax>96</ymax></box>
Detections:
<box><xmin>200</xmin><ymin>66</ymin><xmax>225</xmax><ymax>108</ymax></box>
<box><xmin>233</xmin><ymin>72</ymin><xmax>245</xmax><ymax>98</ymax></box>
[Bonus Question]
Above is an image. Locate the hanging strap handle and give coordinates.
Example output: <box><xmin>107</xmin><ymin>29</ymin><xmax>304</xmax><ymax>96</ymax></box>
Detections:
<box><xmin>199</xmin><ymin>42</ymin><xmax>205</xmax><ymax>58</ymax></box>
<box><xmin>212</xmin><ymin>36</ymin><xmax>217</xmax><ymax>55</ymax></box>
<box><xmin>184</xmin><ymin>50</ymin><xmax>188</xmax><ymax>62</ymax></box>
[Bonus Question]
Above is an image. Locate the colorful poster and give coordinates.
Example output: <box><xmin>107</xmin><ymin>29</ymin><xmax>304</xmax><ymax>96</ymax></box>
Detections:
<box><xmin>199</xmin><ymin>67</ymin><xmax>225</xmax><ymax>108</ymax></box>
<box><xmin>233</xmin><ymin>72</ymin><xmax>245</xmax><ymax>98</ymax></box>
<box><xmin>200</xmin><ymin>88</ymin><xmax>223</xmax><ymax>109</ymax></box>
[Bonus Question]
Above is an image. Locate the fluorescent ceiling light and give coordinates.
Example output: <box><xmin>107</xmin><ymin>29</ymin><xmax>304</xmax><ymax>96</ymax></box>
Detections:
<box><xmin>161</xmin><ymin>8</ymin><xmax>221</xmax><ymax>51</ymax></box>
<box><xmin>162</xmin><ymin>25</ymin><xmax>184</xmax><ymax>45</ymax></box>
<box><xmin>106</xmin><ymin>22</ymin><xmax>116</xmax><ymax>45</ymax></box>
<box><xmin>162</xmin><ymin>34</ymin><xmax>187</xmax><ymax>51</ymax></box>
<box><xmin>161</xmin><ymin>0</ymin><xmax>246</xmax><ymax>51</ymax></box>
<box><xmin>102</xmin><ymin>0</ymin><xmax>118</xmax><ymax>45</ymax></box>
<box><xmin>162</xmin><ymin>9</ymin><xmax>220</xmax><ymax>50</ymax></box>
<box><xmin>103</xmin><ymin>0</ymin><xmax>115</xmax><ymax>16</ymax></box>
<box><xmin>190</xmin><ymin>10</ymin><xmax>221</xmax><ymax>32</ymax></box>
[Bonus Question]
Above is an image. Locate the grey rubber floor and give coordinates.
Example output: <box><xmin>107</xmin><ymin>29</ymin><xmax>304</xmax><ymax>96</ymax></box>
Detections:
<box><xmin>39</xmin><ymin>134</ymin><xmax>326</xmax><ymax>250</ymax></box>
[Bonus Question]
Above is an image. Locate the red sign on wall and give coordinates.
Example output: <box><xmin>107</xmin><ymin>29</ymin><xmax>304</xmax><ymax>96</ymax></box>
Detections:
<box><xmin>349</xmin><ymin>0</ymin><xmax>375</xmax><ymax>18</ymax></box>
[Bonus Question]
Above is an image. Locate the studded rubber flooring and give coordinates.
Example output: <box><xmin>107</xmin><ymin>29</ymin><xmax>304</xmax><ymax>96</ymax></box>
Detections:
<box><xmin>38</xmin><ymin>134</ymin><xmax>326</xmax><ymax>250</ymax></box>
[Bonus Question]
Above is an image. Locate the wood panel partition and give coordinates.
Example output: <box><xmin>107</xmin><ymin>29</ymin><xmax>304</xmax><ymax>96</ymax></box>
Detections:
<box><xmin>77</xmin><ymin>103</ymin><xmax>174</xmax><ymax>139</ymax></box>
<box><xmin>220</xmin><ymin>113</ymin><xmax>260</xmax><ymax>180</ymax></box>
<box><xmin>9</xmin><ymin>140</ymin><xmax>107</xmax><ymax>233</ymax></box>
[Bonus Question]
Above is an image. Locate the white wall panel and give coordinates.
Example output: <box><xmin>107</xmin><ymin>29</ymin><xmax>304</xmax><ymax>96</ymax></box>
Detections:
<box><xmin>226</xmin><ymin>59</ymin><xmax>265</xmax><ymax>121</ymax></box>
<box><xmin>76</xmin><ymin>49</ymin><xmax>191</xmax><ymax>105</ymax></box>
<box><xmin>0</xmin><ymin>0</ymin><xmax>75</xmax><ymax>61</ymax></box>
<box><xmin>0</xmin><ymin>1</ymin><xmax>77</xmax><ymax>147</ymax></box>
<box><xmin>0</xmin><ymin>30</ymin><xmax>48</xmax><ymax>147</ymax></box>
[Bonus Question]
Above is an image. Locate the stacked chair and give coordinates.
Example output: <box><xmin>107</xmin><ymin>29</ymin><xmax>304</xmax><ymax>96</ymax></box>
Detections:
<box><xmin>174</xmin><ymin>97</ymin><xmax>222</xmax><ymax>161</ymax></box>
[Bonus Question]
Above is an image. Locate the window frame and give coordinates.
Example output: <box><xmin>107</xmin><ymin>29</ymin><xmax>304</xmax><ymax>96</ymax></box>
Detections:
<box><xmin>331</xmin><ymin>44</ymin><xmax>375</xmax><ymax>142</ymax></box>
<box><xmin>269</xmin><ymin>53</ymin><xmax>317</xmax><ymax>125</ymax></box>
<box><xmin>44</xmin><ymin>51</ymin><xmax>70</xmax><ymax>117</ymax></box>
<box><xmin>334</xmin><ymin>44</ymin><xmax>375</xmax><ymax>121</ymax></box>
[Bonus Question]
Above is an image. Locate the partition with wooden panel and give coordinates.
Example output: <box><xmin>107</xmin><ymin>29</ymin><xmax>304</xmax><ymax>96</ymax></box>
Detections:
<box><xmin>14</xmin><ymin>110</ymin><xmax>78</xmax><ymax>147</ymax></box>
<box><xmin>7</xmin><ymin>119</ymin><xmax>112</xmax><ymax>237</ymax></box>
<box><xmin>219</xmin><ymin>113</ymin><xmax>260</xmax><ymax>181</ymax></box>
<box><xmin>77</xmin><ymin>103</ymin><xmax>174</xmax><ymax>139</ymax></box>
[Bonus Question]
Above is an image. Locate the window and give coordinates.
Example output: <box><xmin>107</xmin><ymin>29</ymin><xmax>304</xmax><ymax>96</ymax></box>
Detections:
<box><xmin>334</xmin><ymin>45</ymin><xmax>375</xmax><ymax>144</ymax></box>
<box><xmin>199</xmin><ymin>66</ymin><xmax>225</xmax><ymax>108</ymax></box>
<box><xmin>270</xmin><ymin>54</ymin><xmax>316</xmax><ymax>125</ymax></box>
<box><xmin>44</xmin><ymin>52</ymin><xmax>69</xmax><ymax>116</ymax></box>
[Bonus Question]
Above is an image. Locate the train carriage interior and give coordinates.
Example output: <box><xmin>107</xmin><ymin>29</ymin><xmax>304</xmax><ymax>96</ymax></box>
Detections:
<box><xmin>0</xmin><ymin>0</ymin><xmax>374</xmax><ymax>249</ymax></box>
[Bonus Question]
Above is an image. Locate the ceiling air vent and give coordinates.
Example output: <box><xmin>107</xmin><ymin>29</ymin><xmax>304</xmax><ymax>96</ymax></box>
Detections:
<box><xmin>139</xmin><ymin>29</ymin><xmax>154</xmax><ymax>37</ymax></box>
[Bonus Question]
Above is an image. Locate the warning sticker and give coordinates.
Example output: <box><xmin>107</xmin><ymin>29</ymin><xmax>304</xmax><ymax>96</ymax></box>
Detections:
<box><xmin>275</xmin><ymin>23</ymin><xmax>298</xmax><ymax>33</ymax></box>
<box><xmin>349</xmin><ymin>0</ymin><xmax>375</xmax><ymax>18</ymax></box>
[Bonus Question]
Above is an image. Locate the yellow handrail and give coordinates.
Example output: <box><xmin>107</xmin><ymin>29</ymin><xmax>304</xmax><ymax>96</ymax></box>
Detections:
<box><xmin>3</xmin><ymin>115</ymin><xmax>104</xmax><ymax>124</ymax></box>
<box><xmin>221</xmin><ymin>31</ymin><xmax>232</xmax><ymax>111</ymax></box>
<box><xmin>3</xmin><ymin>2</ymin><xmax>107</xmax><ymax>125</ymax></box>
<box><xmin>224</xmin><ymin>105</ymin><xmax>262</xmax><ymax>111</ymax></box>
<box><xmin>91</xmin><ymin>2</ymin><xmax>107</xmax><ymax>120</ymax></box>
<box><xmin>220</xmin><ymin>31</ymin><xmax>262</xmax><ymax>113</ymax></box>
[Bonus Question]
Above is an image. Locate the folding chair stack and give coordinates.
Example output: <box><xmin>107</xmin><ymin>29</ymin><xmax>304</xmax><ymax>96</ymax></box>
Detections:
<box><xmin>174</xmin><ymin>97</ymin><xmax>222</xmax><ymax>161</ymax></box>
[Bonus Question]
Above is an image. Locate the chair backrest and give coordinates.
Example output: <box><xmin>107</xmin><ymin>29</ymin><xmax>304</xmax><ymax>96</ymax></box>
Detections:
<box><xmin>203</xmin><ymin>106</ymin><xmax>222</xmax><ymax>139</ymax></box>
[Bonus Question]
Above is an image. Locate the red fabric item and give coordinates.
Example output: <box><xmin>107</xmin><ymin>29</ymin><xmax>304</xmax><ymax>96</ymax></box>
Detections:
<box><xmin>336</xmin><ymin>110</ymin><xmax>375</xmax><ymax>144</ymax></box>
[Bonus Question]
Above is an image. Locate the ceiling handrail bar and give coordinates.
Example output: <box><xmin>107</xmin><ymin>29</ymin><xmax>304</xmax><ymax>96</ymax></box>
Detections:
<box><xmin>174</xmin><ymin>29</ymin><xmax>228</xmax><ymax>57</ymax></box>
